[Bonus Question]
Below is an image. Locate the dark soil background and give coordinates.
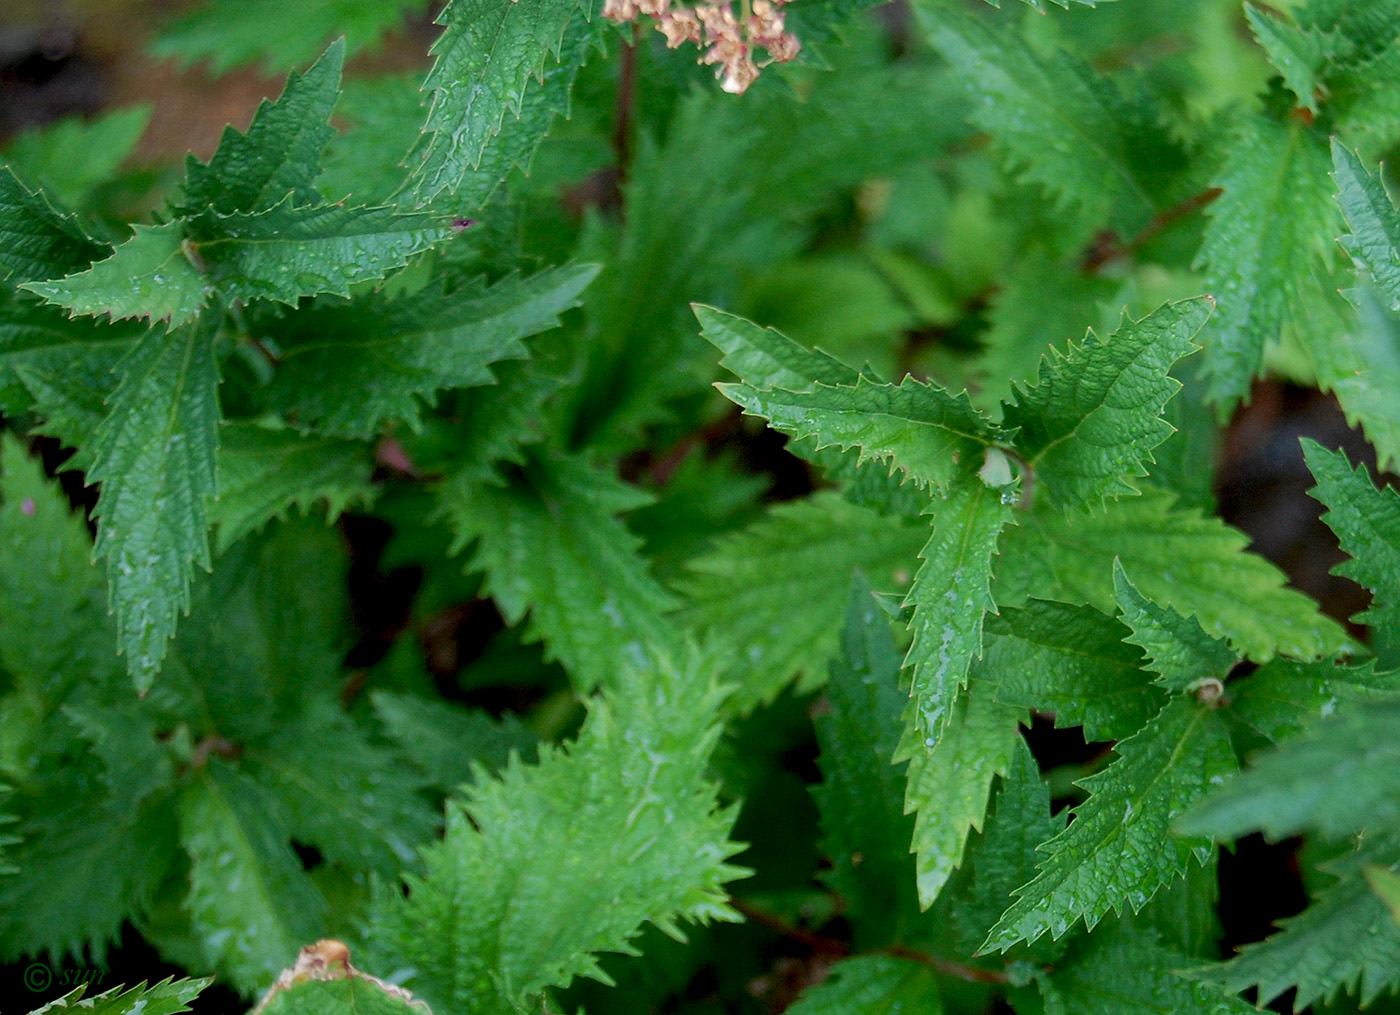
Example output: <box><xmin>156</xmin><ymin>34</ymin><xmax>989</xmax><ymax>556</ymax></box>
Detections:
<box><xmin>0</xmin><ymin>3</ymin><xmax>1391</xmax><ymax>1012</ymax></box>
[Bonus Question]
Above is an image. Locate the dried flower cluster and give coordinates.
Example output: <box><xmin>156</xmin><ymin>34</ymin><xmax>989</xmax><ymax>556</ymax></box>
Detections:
<box><xmin>602</xmin><ymin>0</ymin><xmax>801</xmax><ymax>94</ymax></box>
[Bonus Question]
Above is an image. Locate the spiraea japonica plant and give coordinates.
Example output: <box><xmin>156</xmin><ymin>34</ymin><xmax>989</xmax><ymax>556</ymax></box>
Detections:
<box><xmin>4</xmin><ymin>0</ymin><xmax>1400</xmax><ymax>1011</ymax></box>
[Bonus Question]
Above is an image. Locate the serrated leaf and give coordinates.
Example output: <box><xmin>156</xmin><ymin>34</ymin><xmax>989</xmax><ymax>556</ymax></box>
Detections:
<box><xmin>1246</xmin><ymin>3</ymin><xmax>1340</xmax><ymax>113</ymax></box>
<box><xmin>179</xmin><ymin>40</ymin><xmax>344</xmax><ymax>215</ymax></box>
<box><xmin>210</xmin><ymin>423</ymin><xmax>375</xmax><ymax>552</ymax></box>
<box><xmin>0</xmin><ymin>436</ymin><xmax>109</xmax><ymax>684</ymax></box>
<box><xmin>1003</xmin><ymin>299</ymin><xmax>1212</xmax><ymax>510</ymax></box>
<box><xmin>783</xmin><ymin>955</ymin><xmax>943</xmax><ymax>1014</ymax></box>
<box><xmin>21</xmin><ymin>222</ymin><xmax>210</xmax><ymax>326</ymax></box>
<box><xmin>440</xmin><ymin>448</ymin><xmax>678</xmax><ymax>692</ymax></box>
<box><xmin>178</xmin><ymin>761</ymin><xmax>327</xmax><ymax>995</ymax></box>
<box><xmin>1334</xmin><ymin>140</ymin><xmax>1400</xmax><ymax>311</ymax></box>
<box><xmin>1303</xmin><ymin>440</ymin><xmax>1400</xmax><ymax>639</ymax></box>
<box><xmin>26</xmin><ymin>977</ymin><xmax>208</xmax><ymax>1015</ymax></box>
<box><xmin>900</xmin><ymin>676</ymin><xmax>1023</xmax><ymax>909</ymax></box>
<box><xmin>450</xmin><ymin>11</ymin><xmax>601</xmax><ymax>211</ymax></box>
<box><xmin>371</xmin><ymin>690</ymin><xmax>537</xmax><ymax>792</ymax></box>
<box><xmin>720</xmin><ymin>373</ymin><xmax>1000</xmax><ymax>494</ymax></box>
<box><xmin>996</xmin><ymin>486</ymin><xmax>1351</xmax><ymax>661</ymax></box>
<box><xmin>983</xmin><ymin>697</ymin><xmax>1236</xmax><ymax>951</ymax></box>
<box><xmin>953</xmin><ymin>737</ymin><xmax>1065</xmax><ymax>954</ymax></box>
<box><xmin>1044</xmin><ymin>923</ymin><xmax>1254</xmax><ymax>1015</ymax></box>
<box><xmin>242</xmin><ymin>698</ymin><xmax>438</xmax><ymax>875</ymax></box>
<box><xmin>410</xmin><ymin>0</ymin><xmax>593</xmax><ymax>201</ymax></box>
<box><xmin>984</xmin><ymin>599</ymin><xmax>1161</xmax><ymax>742</ymax></box>
<box><xmin>264</xmin><ymin>264</ymin><xmax>597</xmax><ymax>437</ymax></box>
<box><xmin>1113</xmin><ymin>561</ymin><xmax>1236</xmax><ymax>694</ymax></box>
<box><xmin>0</xmin><ymin>166</ymin><xmax>108</xmax><ymax>283</ymax></box>
<box><xmin>0</xmin><ymin>766</ymin><xmax>177</xmax><ymax>962</ymax></box>
<box><xmin>1180</xmin><ymin>698</ymin><xmax>1400</xmax><ymax>842</ymax></box>
<box><xmin>813</xmin><ymin>576</ymin><xmax>919</xmax><ymax>937</ymax></box>
<box><xmin>153</xmin><ymin>0</ymin><xmax>420</xmax><ymax>75</ymax></box>
<box><xmin>1227</xmin><ymin>656</ymin><xmax>1400</xmax><ymax>745</ymax></box>
<box><xmin>379</xmin><ymin>650</ymin><xmax>747</xmax><ymax>1015</ymax></box>
<box><xmin>193</xmin><ymin>201</ymin><xmax>450</xmax><ymax>307</ymax></box>
<box><xmin>1311</xmin><ymin>282</ymin><xmax>1400</xmax><ymax>473</ymax></box>
<box><xmin>79</xmin><ymin>325</ymin><xmax>217</xmax><ymax>684</ymax></box>
<box><xmin>919</xmin><ymin>2</ymin><xmax>1181</xmax><ymax>234</ymax></box>
<box><xmin>696</xmin><ymin>303</ymin><xmax>861</xmax><ymax>391</ymax></box>
<box><xmin>677</xmin><ymin>492</ymin><xmax>926</xmax><ymax>711</ymax></box>
<box><xmin>1194</xmin><ymin>116</ymin><xmax>1337</xmax><ymax>411</ymax></box>
<box><xmin>87</xmin><ymin>319</ymin><xmax>221</xmax><ymax>688</ymax></box>
<box><xmin>903</xmin><ymin>474</ymin><xmax>1012</xmax><ymax>741</ymax></box>
<box><xmin>1191</xmin><ymin>839</ymin><xmax>1400</xmax><ymax>1011</ymax></box>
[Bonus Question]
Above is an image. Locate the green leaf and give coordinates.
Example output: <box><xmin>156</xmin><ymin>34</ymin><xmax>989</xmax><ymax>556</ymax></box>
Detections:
<box><xmin>954</xmin><ymin>738</ymin><xmax>1065</xmax><ymax>954</ymax></box>
<box><xmin>257</xmin><ymin>976</ymin><xmax>431</xmax><ymax>1015</ymax></box>
<box><xmin>178</xmin><ymin>761</ymin><xmax>327</xmax><ymax>995</ymax></box>
<box><xmin>1180</xmin><ymin>698</ymin><xmax>1400</xmax><ymax>842</ymax></box>
<box><xmin>1191</xmin><ymin>839</ymin><xmax>1400</xmax><ymax>1011</ymax></box>
<box><xmin>2</xmin><ymin>106</ymin><xmax>152</xmax><ymax>210</ymax></box>
<box><xmin>0</xmin><ymin>166</ymin><xmax>107</xmax><ymax>284</ymax></box>
<box><xmin>380</xmin><ymin>650</ymin><xmax>747</xmax><ymax>1015</ymax></box>
<box><xmin>1194</xmin><ymin>116</ymin><xmax>1337</xmax><ymax>411</ymax></box>
<box><xmin>719</xmin><ymin>373</ymin><xmax>1000</xmax><ymax>494</ymax></box>
<box><xmin>983</xmin><ymin>697</ymin><xmax>1236</xmax><ymax>951</ymax></box>
<box><xmin>179</xmin><ymin>39</ymin><xmax>344</xmax><ymax>215</ymax></box>
<box><xmin>1042</xmin><ymin>923</ymin><xmax>1254</xmax><ymax>1015</ymax></box>
<box><xmin>1311</xmin><ymin>283</ymin><xmax>1400</xmax><ymax>473</ymax></box>
<box><xmin>317</xmin><ymin>73</ymin><xmax>425</xmax><ymax>205</ymax></box>
<box><xmin>903</xmin><ymin>474</ymin><xmax>1012</xmax><ymax>741</ymax></box>
<box><xmin>87</xmin><ymin>320</ymin><xmax>221</xmax><ymax>689</ymax></box>
<box><xmin>152</xmin><ymin>0</ymin><xmax>421</xmax><ymax>75</ymax></box>
<box><xmin>242</xmin><ymin>698</ymin><xmax>438</xmax><ymax>875</ymax></box>
<box><xmin>996</xmin><ymin>486</ymin><xmax>1351</xmax><ymax>661</ymax></box>
<box><xmin>441</xmin><ymin>448</ymin><xmax>679</xmax><ymax>692</ymax></box>
<box><xmin>1112</xmin><ymin>561</ymin><xmax>1237</xmax><ymax>694</ymax></box>
<box><xmin>900</xmin><ymin>676</ymin><xmax>1023</xmax><ymax>908</ymax></box>
<box><xmin>677</xmin><ymin>493</ymin><xmax>926</xmax><ymax>711</ymax></box>
<box><xmin>976</xmin><ymin>247</ymin><xmax>1122</xmax><ymax>409</ymax></box>
<box><xmin>983</xmin><ymin>599</ymin><xmax>1162</xmax><ymax>742</ymax></box>
<box><xmin>210</xmin><ymin>423</ymin><xmax>375</xmax><ymax>553</ymax></box>
<box><xmin>0</xmin><ymin>436</ymin><xmax>109</xmax><ymax>684</ymax></box>
<box><xmin>783</xmin><ymin>955</ymin><xmax>943</xmax><ymax>1014</ymax></box>
<box><xmin>1003</xmin><ymin>299</ymin><xmax>1212</xmax><ymax>510</ymax></box>
<box><xmin>1303</xmin><ymin>440</ymin><xmax>1400</xmax><ymax>638</ymax></box>
<box><xmin>264</xmin><ymin>265</ymin><xmax>597</xmax><ymax>437</ymax></box>
<box><xmin>21</xmin><ymin>222</ymin><xmax>210</xmax><ymax>326</ymax></box>
<box><xmin>813</xmin><ymin>576</ymin><xmax>919</xmax><ymax>937</ymax></box>
<box><xmin>410</xmin><ymin>0</ymin><xmax>594</xmax><ymax>201</ymax></box>
<box><xmin>0</xmin><ymin>283</ymin><xmax>138</xmax><ymax>417</ymax></box>
<box><xmin>1246</xmin><ymin>3</ymin><xmax>1340</xmax><ymax>113</ymax></box>
<box><xmin>1226</xmin><ymin>656</ymin><xmax>1400</xmax><ymax>745</ymax></box>
<box><xmin>0</xmin><ymin>774</ymin><xmax>176</xmax><ymax>962</ymax></box>
<box><xmin>918</xmin><ymin>1</ymin><xmax>1181</xmax><ymax>234</ymax></box>
<box><xmin>449</xmin><ymin>12</ymin><xmax>601</xmax><ymax>211</ymax></box>
<box><xmin>696</xmin><ymin>303</ymin><xmax>862</xmax><ymax>391</ymax></box>
<box><xmin>1366</xmin><ymin>865</ymin><xmax>1400</xmax><ymax>927</ymax></box>
<box><xmin>371</xmin><ymin>690</ymin><xmax>537</xmax><ymax>792</ymax></box>
<box><xmin>25</xmin><ymin>977</ymin><xmax>208</xmax><ymax>1015</ymax></box>
<box><xmin>1333</xmin><ymin>141</ymin><xmax>1400</xmax><ymax>311</ymax></box>
<box><xmin>193</xmin><ymin>201</ymin><xmax>451</xmax><ymax>307</ymax></box>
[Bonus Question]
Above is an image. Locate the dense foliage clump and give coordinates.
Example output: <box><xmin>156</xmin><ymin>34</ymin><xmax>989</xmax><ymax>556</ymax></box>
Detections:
<box><xmin>3</xmin><ymin>0</ymin><xmax>1400</xmax><ymax>1012</ymax></box>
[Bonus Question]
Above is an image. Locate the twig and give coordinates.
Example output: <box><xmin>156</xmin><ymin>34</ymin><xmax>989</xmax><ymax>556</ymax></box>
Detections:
<box><xmin>1083</xmin><ymin>186</ymin><xmax>1224</xmax><ymax>272</ymax></box>
<box><xmin>731</xmin><ymin>898</ymin><xmax>1016</xmax><ymax>985</ymax></box>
